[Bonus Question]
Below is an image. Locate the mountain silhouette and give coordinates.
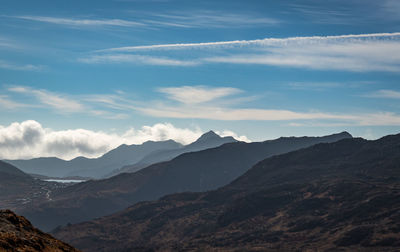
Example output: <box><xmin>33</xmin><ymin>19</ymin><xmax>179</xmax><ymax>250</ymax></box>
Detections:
<box><xmin>53</xmin><ymin>133</ymin><xmax>400</xmax><ymax>252</ymax></box>
<box><xmin>110</xmin><ymin>130</ymin><xmax>237</xmax><ymax>176</ymax></box>
<box><xmin>6</xmin><ymin>140</ymin><xmax>182</xmax><ymax>178</ymax></box>
<box><xmin>20</xmin><ymin>132</ymin><xmax>351</xmax><ymax>231</ymax></box>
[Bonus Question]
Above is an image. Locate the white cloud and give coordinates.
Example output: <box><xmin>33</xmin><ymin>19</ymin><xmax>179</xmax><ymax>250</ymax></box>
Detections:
<box><xmin>136</xmin><ymin>101</ymin><xmax>400</xmax><ymax>126</ymax></box>
<box><xmin>0</xmin><ymin>95</ymin><xmax>28</xmax><ymax>109</ymax></box>
<box><xmin>365</xmin><ymin>89</ymin><xmax>400</xmax><ymax>99</ymax></box>
<box><xmin>15</xmin><ymin>16</ymin><xmax>145</xmax><ymax>27</ymax></box>
<box><xmin>6</xmin><ymin>86</ymin><xmax>132</xmax><ymax>119</ymax></box>
<box><xmin>5</xmin><ymin>85</ymin><xmax>135</xmax><ymax>119</ymax></box>
<box><xmin>5</xmin><ymin>85</ymin><xmax>400</xmax><ymax>127</ymax></box>
<box><xmin>356</xmin><ymin>112</ymin><xmax>400</xmax><ymax>126</ymax></box>
<box><xmin>205</xmin><ymin>40</ymin><xmax>400</xmax><ymax>72</ymax></box>
<box><xmin>84</xmin><ymin>94</ymin><xmax>137</xmax><ymax>111</ymax></box>
<box><xmin>216</xmin><ymin>130</ymin><xmax>250</xmax><ymax>142</ymax></box>
<box><xmin>8</xmin><ymin>86</ymin><xmax>85</xmax><ymax>112</ymax></box>
<box><xmin>0</xmin><ymin>36</ymin><xmax>20</xmax><ymax>49</ymax></box>
<box><xmin>0</xmin><ymin>59</ymin><xmax>44</xmax><ymax>71</ymax></box>
<box><xmin>12</xmin><ymin>11</ymin><xmax>278</xmax><ymax>30</ymax></box>
<box><xmin>122</xmin><ymin>123</ymin><xmax>203</xmax><ymax>145</ymax></box>
<box><xmin>158</xmin><ymin>86</ymin><xmax>242</xmax><ymax>104</ymax></box>
<box><xmin>92</xmin><ymin>32</ymin><xmax>400</xmax><ymax>72</ymax></box>
<box><xmin>144</xmin><ymin>11</ymin><xmax>279</xmax><ymax>28</ymax></box>
<box><xmin>0</xmin><ymin>120</ymin><xmax>247</xmax><ymax>160</ymax></box>
<box><xmin>79</xmin><ymin>54</ymin><xmax>198</xmax><ymax>66</ymax></box>
<box><xmin>137</xmin><ymin>105</ymin><xmax>356</xmax><ymax>121</ymax></box>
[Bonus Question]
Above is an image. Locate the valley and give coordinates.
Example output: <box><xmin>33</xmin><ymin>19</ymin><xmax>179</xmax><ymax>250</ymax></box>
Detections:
<box><xmin>13</xmin><ymin>132</ymin><xmax>351</xmax><ymax>231</ymax></box>
<box><xmin>53</xmin><ymin>134</ymin><xmax>400</xmax><ymax>252</ymax></box>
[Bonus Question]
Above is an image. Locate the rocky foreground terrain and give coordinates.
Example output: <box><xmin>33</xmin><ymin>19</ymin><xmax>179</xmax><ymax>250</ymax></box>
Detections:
<box><xmin>0</xmin><ymin>209</ymin><xmax>79</xmax><ymax>252</ymax></box>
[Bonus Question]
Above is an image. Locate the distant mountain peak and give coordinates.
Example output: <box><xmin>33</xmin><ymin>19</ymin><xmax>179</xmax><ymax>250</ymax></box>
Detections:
<box><xmin>337</xmin><ymin>131</ymin><xmax>352</xmax><ymax>138</ymax></box>
<box><xmin>196</xmin><ymin>130</ymin><xmax>221</xmax><ymax>141</ymax></box>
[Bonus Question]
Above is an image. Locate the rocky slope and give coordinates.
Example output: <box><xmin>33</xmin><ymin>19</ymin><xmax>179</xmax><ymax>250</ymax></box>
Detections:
<box><xmin>0</xmin><ymin>209</ymin><xmax>79</xmax><ymax>252</ymax></box>
<box><xmin>54</xmin><ymin>134</ymin><xmax>400</xmax><ymax>252</ymax></box>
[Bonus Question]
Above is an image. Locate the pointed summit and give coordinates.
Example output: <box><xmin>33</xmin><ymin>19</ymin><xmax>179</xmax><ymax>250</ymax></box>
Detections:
<box><xmin>188</xmin><ymin>130</ymin><xmax>237</xmax><ymax>149</ymax></box>
<box><xmin>196</xmin><ymin>130</ymin><xmax>221</xmax><ymax>142</ymax></box>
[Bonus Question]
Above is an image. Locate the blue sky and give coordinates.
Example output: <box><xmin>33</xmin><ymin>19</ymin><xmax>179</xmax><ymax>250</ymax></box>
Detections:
<box><xmin>1</xmin><ymin>0</ymin><xmax>400</xmax><ymax>159</ymax></box>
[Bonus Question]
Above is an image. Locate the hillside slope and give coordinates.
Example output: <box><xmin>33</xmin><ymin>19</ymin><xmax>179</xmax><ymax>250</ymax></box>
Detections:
<box><xmin>0</xmin><ymin>161</ymin><xmax>67</xmax><ymax>210</ymax></box>
<box><xmin>0</xmin><ymin>210</ymin><xmax>79</xmax><ymax>252</ymax></box>
<box><xmin>54</xmin><ymin>134</ymin><xmax>400</xmax><ymax>252</ymax></box>
<box><xmin>21</xmin><ymin>132</ymin><xmax>351</xmax><ymax>231</ymax></box>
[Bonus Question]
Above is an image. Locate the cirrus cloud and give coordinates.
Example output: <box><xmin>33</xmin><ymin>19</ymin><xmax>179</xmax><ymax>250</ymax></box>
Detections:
<box><xmin>87</xmin><ymin>32</ymin><xmax>400</xmax><ymax>72</ymax></box>
<box><xmin>158</xmin><ymin>86</ymin><xmax>242</xmax><ymax>104</ymax></box>
<box><xmin>14</xmin><ymin>16</ymin><xmax>145</xmax><ymax>27</ymax></box>
<box><xmin>364</xmin><ymin>89</ymin><xmax>400</xmax><ymax>99</ymax></box>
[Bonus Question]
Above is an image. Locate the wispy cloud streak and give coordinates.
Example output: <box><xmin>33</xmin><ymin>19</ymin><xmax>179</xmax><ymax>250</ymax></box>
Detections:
<box><xmin>158</xmin><ymin>86</ymin><xmax>242</xmax><ymax>104</ymax></box>
<box><xmin>14</xmin><ymin>16</ymin><xmax>145</xmax><ymax>27</ymax></box>
<box><xmin>365</xmin><ymin>89</ymin><xmax>400</xmax><ymax>99</ymax></box>
<box><xmin>9</xmin><ymin>86</ymin><xmax>85</xmax><ymax>112</ymax></box>
<box><xmin>0</xmin><ymin>60</ymin><xmax>44</xmax><ymax>71</ymax></box>
<box><xmin>143</xmin><ymin>11</ymin><xmax>279</xmax><ymax>28</ymax></box>
<box><xmin>86</xmin><ymin>32</ymin><xmax>400</xmax><ymax>71</ymax></box>
<box><xmin>0</xmin><ymin>95</ymin><xmax>28</xmax><ymax>109</ymax></box>
<box><xmin>138</xmin><ymin>105</ymin><xmax>400</xmax><ymax>126</ymax></box>
<box><xmin>79</xmin><ymin>54</ymin><xmax>198</xmax><ymax>66</ymax></box>
<box><xmin>99</xmin><ymin>32</ymin><xmax>400</xmax><ymax>52</ymax></box>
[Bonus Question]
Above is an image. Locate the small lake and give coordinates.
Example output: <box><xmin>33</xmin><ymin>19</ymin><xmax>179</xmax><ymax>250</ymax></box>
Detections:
<box><xmin>43</xmin><ymin>179</ymin><xmax>86</xmax><ymax>183</ymax></box>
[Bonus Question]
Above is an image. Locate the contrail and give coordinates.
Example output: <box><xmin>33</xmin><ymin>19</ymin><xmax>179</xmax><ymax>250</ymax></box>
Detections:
<box><xmin>98</xmin><ymin>32</ymin><xmax>400</xmax><ymax>52</ymax></box>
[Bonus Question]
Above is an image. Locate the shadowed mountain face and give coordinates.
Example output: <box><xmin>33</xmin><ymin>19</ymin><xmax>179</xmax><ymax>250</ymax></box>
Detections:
<box><xmin>108</xmin><ymin>130</ymin><xmax>238</xmax><ymax>176</ymax></box>
<box><xmin>20</xmin><ymin>132</ymin><xmax>351</xmax><ymax>231</ymax></box>
<box><xmin>6</xmin><ymin>140</ymin><xmax>182</xmax><ymax>179</ymax></box>
<box><xmin>54</xmin><ymin>134</ymin><xmax>400</xmax><ymax>252</ymax></box>
<box><xmin>0</xmin><ymin>210</ymin><xmax>79</xmax><ymax>252</ymax></box>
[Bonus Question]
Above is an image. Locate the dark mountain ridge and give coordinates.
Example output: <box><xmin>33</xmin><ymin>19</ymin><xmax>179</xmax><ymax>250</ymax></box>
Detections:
<box><xmin>54</xmin><ymin>133</ymin><xmax>400</xmax><ymax>252</ymax></box>
<box><xmin>19</xmin><ymin>131</ymin><xmax>351</xmax><ymax>231</ymax></box>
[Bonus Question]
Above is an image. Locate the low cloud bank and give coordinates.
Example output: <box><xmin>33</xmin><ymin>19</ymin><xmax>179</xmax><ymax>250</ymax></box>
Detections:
<box><xmin>0</xmin><ymin>120</ymin><xmax>249</xmax><ymax>160</ymax></box>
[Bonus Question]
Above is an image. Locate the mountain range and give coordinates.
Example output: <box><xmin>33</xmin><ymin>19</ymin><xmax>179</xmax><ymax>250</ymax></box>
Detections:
<box><xmin>53</xmin><ymin>133</ymin><xmax>400</xmax><ymax>252</ymax></box>
<box><xmin>6</xmin><ymin>140</ymin><xmax>182</xmax><ymax>178</ymax></box>
<box><xmin>5</xmin><ymin>131</ymin><xmax>237</xmax><ymax>179</ymax></box>
<box><xmin>107</xmin><ymin>130</ymin><xmax>237</xmax><ymax>176</ymax></box>
<box><xmin>17</xmin><ymin>131</ymin><xmax>351</xmax><ymax>231</ymax></box>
